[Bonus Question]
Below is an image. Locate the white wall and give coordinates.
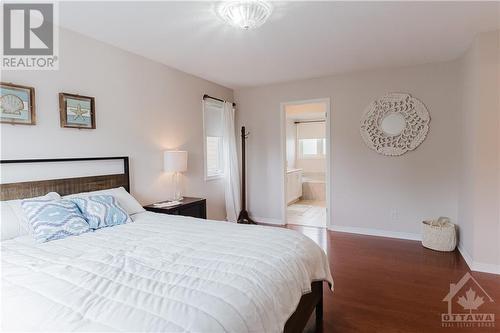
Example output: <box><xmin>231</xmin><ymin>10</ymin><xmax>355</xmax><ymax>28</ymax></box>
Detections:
<box><xmin>0</xmin><ymin>28</ymin><xmax>233</xmax><ymax>220</ymax></box>
<box><xmin>235</xmin><ymin>61</ymin><xmax>460</xmax><ymax>238</ymax></box>
<box><xmin>458</xmin><ymin>30</ymin><xmax>500</xmax><ymax>273</ymax></box>
<box><xmin>296</xmin><ymin>157</ymin><xmax>326</xmax><ymax>175</ymax></box>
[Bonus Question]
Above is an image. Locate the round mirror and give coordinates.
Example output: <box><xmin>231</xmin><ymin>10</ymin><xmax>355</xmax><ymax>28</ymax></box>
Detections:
<box><xmin>380</xmin><ymin>113</ymin><xmax>406</xmax><ymax>136</ymax></box>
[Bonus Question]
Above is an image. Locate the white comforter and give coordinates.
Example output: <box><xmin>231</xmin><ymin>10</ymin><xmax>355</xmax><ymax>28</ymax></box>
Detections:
<box><xmin>1</xmin><ymin>212</ymin><xmax>333</xmax><ymax>332</ymax></box>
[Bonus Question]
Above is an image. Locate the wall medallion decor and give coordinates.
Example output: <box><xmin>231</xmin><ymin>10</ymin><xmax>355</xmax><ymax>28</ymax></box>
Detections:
<box><xmin>59</xmin><ymin>93</ymin><xmax>95</xmax><ymax>129</ymax></box>
<box><xmin>360</xmin><ymin>93</ymin><xmax>430</xmax><ymax>156</ymax></box>
<box><xmin>0</xmin><ymin>82</ymin><xmax>36</xmax><ymax>125</ymax></box>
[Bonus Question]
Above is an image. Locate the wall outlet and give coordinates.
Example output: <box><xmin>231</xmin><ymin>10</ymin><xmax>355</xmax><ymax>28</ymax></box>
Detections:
<box><xmin>390</xmin><ymin>209</ymin><xmax>399</xmax><ymax>222</ymax></box>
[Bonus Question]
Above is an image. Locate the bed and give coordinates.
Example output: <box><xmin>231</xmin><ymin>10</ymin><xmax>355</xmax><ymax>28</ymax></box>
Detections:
<box><xmin>0</xmin><ymin>157</ymin><xmax>333</xmax><ymax>333</ymax></box>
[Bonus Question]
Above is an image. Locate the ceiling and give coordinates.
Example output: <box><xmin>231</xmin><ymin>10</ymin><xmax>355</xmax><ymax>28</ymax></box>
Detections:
<box><xmin>59</xmin><ymin>1</ymin><xmax>500</xmax><ymax>89</ymax></box>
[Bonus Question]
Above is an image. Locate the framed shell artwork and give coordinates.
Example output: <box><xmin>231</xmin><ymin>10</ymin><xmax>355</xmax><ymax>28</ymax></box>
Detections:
<box><xmin>360</xmin><ymin>93</ymin><xmax>430</xmax><ymax>156</ymax></box>
<box><xmin>0</xmin><ymin>82</ymin><xmax>36</xmax><ymax>125</ymax></box>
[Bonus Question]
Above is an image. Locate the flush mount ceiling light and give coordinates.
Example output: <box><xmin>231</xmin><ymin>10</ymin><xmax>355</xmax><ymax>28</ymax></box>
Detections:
<box><xmin>218</xmin><ymin>0</ymin><xmax>273</xmax><ymax>30</ymax></box>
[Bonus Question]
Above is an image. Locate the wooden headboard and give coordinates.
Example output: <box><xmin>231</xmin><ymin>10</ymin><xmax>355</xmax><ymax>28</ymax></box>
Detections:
<box><xmin>0</xmin><ymin>157</ymin><xmax>129</xmax><ymax>201</ymax></box>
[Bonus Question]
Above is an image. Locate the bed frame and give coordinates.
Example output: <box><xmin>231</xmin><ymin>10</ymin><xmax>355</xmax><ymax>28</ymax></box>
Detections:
<box><xmin>0</xmin><ymin>156</ymin><xmax>324</xmax><ymax>333</ymax></box>
<box><xmin>0</xmin><ymin>157</ymin><xmax>129</xmax><ymax>200</ymax></box>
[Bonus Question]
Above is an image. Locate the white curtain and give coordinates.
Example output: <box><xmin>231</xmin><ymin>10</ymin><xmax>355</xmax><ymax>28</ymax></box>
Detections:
<box><xmin>222</xmin><ymin>102</ymin><xmax>241</xmax><ymax>222</ymax></box>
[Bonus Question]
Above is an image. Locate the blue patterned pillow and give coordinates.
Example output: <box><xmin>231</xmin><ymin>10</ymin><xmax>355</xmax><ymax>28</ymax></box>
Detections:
<box><xmin>21</xmin><ymin>198</ymin><xmax>91</xmax><ymax>243</ymax></box>
<box><xmin>70</xmin><ymin>195</ymin><xmax>131</xmax><ymax>229</ymax></box>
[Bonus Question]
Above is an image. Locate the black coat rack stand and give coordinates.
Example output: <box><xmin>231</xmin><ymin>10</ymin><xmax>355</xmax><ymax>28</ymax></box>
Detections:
<box><xmin>237</xmin><ymin>126</ymin><xmax>256</xmax><ymax>224</ymax></box>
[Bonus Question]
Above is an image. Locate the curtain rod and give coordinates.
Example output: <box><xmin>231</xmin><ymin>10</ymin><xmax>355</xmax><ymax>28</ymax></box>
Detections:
<box><xmin>203</xmin><ymin>94</ymin><xmax>236</xmax><ymax>107</ymax></box>
<box><xmin>294</xmin><ymin>120</ymin><xmax>325</xmax><ymax>124</ymax></box>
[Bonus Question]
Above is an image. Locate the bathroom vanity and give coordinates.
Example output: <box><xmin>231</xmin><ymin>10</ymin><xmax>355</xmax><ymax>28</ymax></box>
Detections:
<box><xmin>286</xmin><ymin>168</ymin><xmax>303</xmax><ymax>204</ymax></box>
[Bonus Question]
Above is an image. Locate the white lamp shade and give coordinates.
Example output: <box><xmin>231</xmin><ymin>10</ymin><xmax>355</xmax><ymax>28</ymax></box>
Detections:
<box><xmin>163</xmin><ymin>151</ymin><xmax>188</xmax><ymax>173</ymax></box>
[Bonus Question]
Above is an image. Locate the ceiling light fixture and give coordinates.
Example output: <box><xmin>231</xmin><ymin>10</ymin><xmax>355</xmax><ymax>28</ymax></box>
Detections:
<box><xmin>218</xmin><ymin>0</ymin><xmax>273</xmax><ymax>30</ymax></box>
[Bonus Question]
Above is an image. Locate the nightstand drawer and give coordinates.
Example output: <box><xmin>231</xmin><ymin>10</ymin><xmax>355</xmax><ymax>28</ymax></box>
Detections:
<box><xmin>179</xmin><ymin>204</ymin><xmax>205</xmax><ymax>218</ymax></box>
<box><xmin>144</xmin><ymin>197</ymin><xmax>206</xmax><ymax>219</ymax></box>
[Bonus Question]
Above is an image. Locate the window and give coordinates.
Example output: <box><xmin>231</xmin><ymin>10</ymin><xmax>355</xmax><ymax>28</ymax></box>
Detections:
<box><xmin>206</xmin><ymin>136</ymin><xmax>223</xmax><ymax>178</ymax></box>
<box><xmin>203</xmin><ymin>100</ymin><xmax>224</xmax><ymax>180</ymax></box>
<box><xmin>301</xmin><ymin>139</ymin><xmax>318</xmax><ymax>155</ymax></box>
<box><xmin>297</xmin><ymin>122</ymin><xmax>326</xmax><ymax>159</ymax></box>
<box><xmin>298</xmin><ymin>138</ymin><xmax>326</xmax><ymax>158</ymax></box>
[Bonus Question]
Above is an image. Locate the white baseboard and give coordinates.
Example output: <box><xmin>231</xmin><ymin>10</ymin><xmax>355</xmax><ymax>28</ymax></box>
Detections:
<box><xmin>329</xmin><ymin>225</ymin><xmax>421</xmax><ymax>241</ymax></box>
<box><xmin>251</xmin><ymin>216</ymin><xmax>284</xmax><ymax>226</ymax></box>
<box><xmin>457</xmin><ymin>245</ymin><xmax>474</xmax><ymax>269</ymax></box>
<box><xmin>472</xmin><ymin>262</ymin><xmax>500</xmax><ymax>275</ymax></box>
<box><xmin>458</xmin><ymin>246</ymin><xmax>500</xmax><ymax>275</ymax></box>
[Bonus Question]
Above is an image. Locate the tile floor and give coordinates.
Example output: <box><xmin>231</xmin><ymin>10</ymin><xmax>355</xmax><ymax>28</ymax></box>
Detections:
<box><xmin>286</xmin><ymin>199</ymin><xmax>326</xmax><ymax>228</ymax></box>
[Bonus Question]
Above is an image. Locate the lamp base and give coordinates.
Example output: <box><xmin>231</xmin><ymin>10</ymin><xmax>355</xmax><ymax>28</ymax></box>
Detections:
<box><xmin>171</xmin><ymin>171</ymin><xmax>183</xmax><ymax>202</ymax></box>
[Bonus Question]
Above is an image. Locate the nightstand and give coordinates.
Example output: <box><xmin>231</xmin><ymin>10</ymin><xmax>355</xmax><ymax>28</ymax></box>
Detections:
<box><xmin>143</xmin><ymin>197</ymin><xmax>207</xmax><ymax>219</ymax></box>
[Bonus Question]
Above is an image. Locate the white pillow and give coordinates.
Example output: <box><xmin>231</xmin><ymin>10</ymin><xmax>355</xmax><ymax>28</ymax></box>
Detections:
<box><xmin>1</xmin><ymin>202</ymin><xmax>22</xmax><ymax>241</ymax></box>
<box><xmin>64</xmin><ymin>187</ymin><xmax>145</xmax><ymax>215</ymax></box>
<box><xmin>2</xmin><ymin>192</ymin><xmax>61</xmax><ymax>240</ymax></box>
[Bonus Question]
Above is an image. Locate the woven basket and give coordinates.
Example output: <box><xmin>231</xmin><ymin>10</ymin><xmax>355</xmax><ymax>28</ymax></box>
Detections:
<box><xmin>421</xmin><ymin>217</ymin><xmax>456</xmax><ymax>252</ymax></box>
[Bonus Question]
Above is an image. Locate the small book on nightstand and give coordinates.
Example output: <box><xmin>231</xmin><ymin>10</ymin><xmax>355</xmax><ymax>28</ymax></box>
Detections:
<box><xmin>152</xmin><ymin>201</ymin><xmax>182</xmax><ymax>208</ymax></box>
<box><xmin>143</xmin><ymin>197</ymin><xmax>207</xmax><ymax>219</ymax></box>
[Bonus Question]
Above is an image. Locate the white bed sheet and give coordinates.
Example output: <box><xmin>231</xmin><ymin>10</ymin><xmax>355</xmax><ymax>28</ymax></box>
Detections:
<box><xmin>1</xmin><ymin>212</ymin><xmax>333</xmax><ymax>332</ymax></box>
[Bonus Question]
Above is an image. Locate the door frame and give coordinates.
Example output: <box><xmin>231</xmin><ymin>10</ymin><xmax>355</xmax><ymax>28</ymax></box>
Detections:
<box><xmin>280</xmin><ymin>98</ymin><xmax>332</xmax><ymax>228</ymax></box>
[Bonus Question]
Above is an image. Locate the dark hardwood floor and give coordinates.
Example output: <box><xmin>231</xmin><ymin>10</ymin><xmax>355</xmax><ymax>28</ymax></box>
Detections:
<box><xmin>287</xmin><ymin>225</ymin><xmax>500</xmax><ymax>333</ymax></box>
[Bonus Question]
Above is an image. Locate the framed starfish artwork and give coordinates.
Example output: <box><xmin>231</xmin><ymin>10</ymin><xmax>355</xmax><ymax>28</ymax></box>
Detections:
<box><xmin>59</xmin><ymin>93</ymin><xmax>95</xmax><ymax>129</ymax></box>
<box><xmin>0</xmin><ymin>82</ymin><xmax>36</xmax><ymax>125</ymax></box>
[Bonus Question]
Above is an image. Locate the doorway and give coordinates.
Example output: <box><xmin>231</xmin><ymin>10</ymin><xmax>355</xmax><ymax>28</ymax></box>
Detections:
<box><xmin>281</xmin><ymin>99</ymin><xmax>331</xmax><ymax>228</ymax></box>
